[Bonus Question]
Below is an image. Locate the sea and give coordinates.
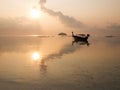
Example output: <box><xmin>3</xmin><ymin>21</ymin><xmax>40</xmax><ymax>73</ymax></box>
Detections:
<box><xmin>0</xmin><ymin>35</ymin><xmax>120</xmax><ymax>90</ymax></box>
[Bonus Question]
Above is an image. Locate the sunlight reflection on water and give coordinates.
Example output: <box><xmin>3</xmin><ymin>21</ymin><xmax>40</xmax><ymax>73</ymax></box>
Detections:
<box><xmin>0</xmin><ymin>35</ymin><xmax>119</xmax><ymax>90</ymax></box>
<box><xmin>32</xmin><ymin>51</ymin><xmax>42</xmax><ymax>61</ymax></box>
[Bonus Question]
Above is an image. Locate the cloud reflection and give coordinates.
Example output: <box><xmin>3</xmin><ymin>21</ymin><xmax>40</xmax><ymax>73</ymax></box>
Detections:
<box><xmin>0</xmin><ymin>36</ymin><xmax>90</xmax><ymax>74</ymax></box>
<box><xmin>41</xmin><ymin>44</ymin><xmax>81</xmax><ymax>61</ymax></box>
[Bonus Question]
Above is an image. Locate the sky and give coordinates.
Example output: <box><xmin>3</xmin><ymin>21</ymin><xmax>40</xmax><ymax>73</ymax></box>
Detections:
<box><xmin>0</xmin><ymin>0</ymin><xmax>120</xmax><ymax>35</ymax></box>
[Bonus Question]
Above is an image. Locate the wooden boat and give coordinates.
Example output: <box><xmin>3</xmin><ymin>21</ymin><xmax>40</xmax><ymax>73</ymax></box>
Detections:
<box><xmin>72</xmin><ymin>32</ymin><xmax>90</xmax><ymax>41</ymax></box>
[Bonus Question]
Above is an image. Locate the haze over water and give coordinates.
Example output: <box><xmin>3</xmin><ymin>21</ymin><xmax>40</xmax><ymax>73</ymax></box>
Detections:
<box><xmin>0</xmin><ymin>35</ymin><xmax>119</xmax><ymax>90</ymax></box>
<box><xmin>0</xmin><ymin>0</ymin><xmax>120</xmax><ymax>89</ymax></box>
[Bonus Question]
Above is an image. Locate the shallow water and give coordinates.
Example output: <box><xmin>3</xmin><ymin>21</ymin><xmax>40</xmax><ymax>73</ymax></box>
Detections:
<box><xmin>0</xmin><ymin>35</ymin><xmax>120</xmax><ymax>90</ymax></box>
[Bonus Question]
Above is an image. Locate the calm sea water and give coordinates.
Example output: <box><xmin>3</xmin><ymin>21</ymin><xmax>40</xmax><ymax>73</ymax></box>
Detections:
<box><xmin>0</xmin><ymin>35</ymin><xmax>120</xmax><ymax>90</ymax></box>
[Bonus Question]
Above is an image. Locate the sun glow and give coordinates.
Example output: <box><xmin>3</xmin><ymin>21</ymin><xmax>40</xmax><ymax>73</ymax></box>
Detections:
<box><xmin>32</xmin><ymin>52</ymin><xmax>42</xmax><ymax>61</ymax></box>
<box><xmin>30</xmin><ymin>8</ymin><xmax>41</xmax><ymax>19</ymax></box>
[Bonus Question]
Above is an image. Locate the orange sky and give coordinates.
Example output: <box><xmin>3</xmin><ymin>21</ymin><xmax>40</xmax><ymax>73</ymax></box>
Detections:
<box><xmin>0</xmin><ymin>0</ymin><xmax>120</xmax><ymax>35</ymax></box>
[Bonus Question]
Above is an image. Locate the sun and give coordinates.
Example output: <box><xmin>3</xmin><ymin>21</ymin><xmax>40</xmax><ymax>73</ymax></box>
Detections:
<box><xmin>30</xmin><ymin>8</ymin><xmax>41</xmax><ymax>19</ymax></box>
<box><xmin>32</xmin><ymin>52</ymin><xmax>41</xmax><ymax>61</ymax></box>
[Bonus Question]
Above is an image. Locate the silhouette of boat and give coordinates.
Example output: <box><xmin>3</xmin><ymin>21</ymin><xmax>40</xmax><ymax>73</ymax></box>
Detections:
<box><xmin>72</xmin><ymin>32</ymin><xmax>90</xmax><ymax>41</ymax></box>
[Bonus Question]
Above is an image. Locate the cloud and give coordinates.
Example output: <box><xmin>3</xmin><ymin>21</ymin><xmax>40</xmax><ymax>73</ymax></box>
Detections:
<box><xmin>39</xmin><ymin>0</ymin><xmax>46</xmax><ymax>5</ymax></box>
<box><xmin>0</xmin><ymin>17</ymin><xmax>41</xmax><ymax>35</ymax></box>
<box><xmin>39</xmin><ymin>0</ymin><xmax>83</xmax><ymax>29</ymax></box>
<box><xmin>107</xmin><ymin>23</ymin><xmax>120</xmax><ymax>30</ymax></box>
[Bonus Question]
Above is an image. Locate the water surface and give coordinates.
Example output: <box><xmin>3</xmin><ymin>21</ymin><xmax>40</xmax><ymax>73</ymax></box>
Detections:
<box><xmin>0</xmin><ymin>35</ymin><xmax>120</xmax><ymax>90</ymax></box>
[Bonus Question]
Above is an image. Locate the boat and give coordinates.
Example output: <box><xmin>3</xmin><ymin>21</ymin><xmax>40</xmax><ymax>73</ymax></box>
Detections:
<box><xmin>72</xmin><ymin>32</ymin><xmax>90</xmax><ymax>41</ymax></box>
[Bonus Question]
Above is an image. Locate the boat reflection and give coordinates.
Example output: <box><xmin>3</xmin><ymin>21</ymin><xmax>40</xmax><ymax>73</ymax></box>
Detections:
<box><xmin>38</xmin><ymin>39</ymin><xmax>90</xmax><ymax>73</ymax></box>
<box><xmin>0</xmin><ymin>36</ymin><xmax>90</xmax><ymax>76</ymax></box>
<box><xmin>0</xmin><ymin>35</ymin><xmax>120</xmax><ymax>88</ymax></box>
<box><xmin>72</xmin><ymin>39</ymin><xmax>90</xmax><ymax>46</ymax></box>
